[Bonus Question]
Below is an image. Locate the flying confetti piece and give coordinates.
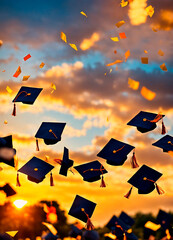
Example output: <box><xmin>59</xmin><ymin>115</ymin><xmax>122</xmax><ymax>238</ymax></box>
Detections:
<box><xmin>69</xmin><ymin>43</ymin><xmax>78</xmax><ymax>51</ymax></box>
<box><xmin>0</xmin><ymin>40</ymin><xmax>3</xmax><ymax>47</ymax></box>
<box><xmin>115</xmin><ymin>20</ymin><xmax>125</xmax><ymax>28</ymax></box>
<box><xmin>23</xmin><ymin>54</ymin><xmax>31</xmax><ymax>61</ymax></box>
<box><xmin>144</xmin><ymin>221</ymin><xmax>161</xmax><ymax>231</ymax></box>
<box><xmin>13</xmin><ymin>66</ymin><xmax>21</xmax><ymax>78</ymax></box>
<box><xmin>51</xmin><ymin>83</ymin><xmax>56</xmax><ymax>93</ymax></box>
<box><xmin>42</xmin><ymin>222</ymin><xmax>57</xmax><ymax>236</ymax></box>
<box><xmin>145</xmin><ymin>5</ymin><xmax>154</xmax><ymax>17</ymax></box>
<box><xmin>4</xmin><ymin>120</ymin><xmax>8</xmax><ymax>124</ymax></box>
<box><xmin>114</xmin><ymin>50</ymin><xmax>117</xmax><ymax>54</ymax></box>
<box><xmin>2</xmin><ymin>70</ymin><xmax>6</xmax><ymax>72</ymax></box>
<box><xmin>106</xmin><ymin>60</ymin><xmax>123</xmax><ymax>67</ymax></box>
<box><xmin>22</xmin><ymin>75</ymin><xmax>30</xmax><ymax>81</ymax></box>
<box><xmin>144</xmin><ymin>50</ymin><xmax>148</xmax><ymax>54</ymax></box>
<box><xmin>120</xmin><ymin>0</ymin><xmax>128</xmax><ymax>7</ymax></box>
<box><xmin>141</xmin><ymin>57</ymin><xmax>148</xmax><ymax>64</ymax></box>
<box><xmin>160</xmin><ymin>63</ymin><xmax>167</xmax><ymax>71</ymax></box>
<box><xmin>6</xmin><ymin>86</ymin><xmax>13</xmax><ymax>94</ymax></box>
<box><xmin>141</xmin><ymin>86</ymin><xmax>156</xmax><ymax>101</ymax></box>
<box><xmin>40</xmin><ymin>62</ymin><xmax>45</xmax><ymax>68</ymax></box>
<box><xmin>45</xmin><ymin>155</ymin><xmax>50</xmax><ymax>162</ymax></box>
<box><xmin>125</xmin><ymin>50</ymin><xmax>130</xmax><ymax>61</ymax></box>
<box><xmin>119</xmin><ymin>32</ymin><xmax>126</xmax><ymax>39</ymax></box>
<box><xmin>158</xmin><ymin>50</ymin><xmax>164</xmax><ymax>56</ymax></box>
<box><xmin>80</xmin><ymin>11</ymin><xmax>87</xmax><ymax>18</ymax></box>
<box><xmin>128</xmin><ymin>77</ymin><xmax>139</xmax><ymax>90</ymax></box>
<box><xmin>60</xmin><ymin>32</ymin><xmax>67</xmax><ymax>43</ymax></box>
<box><xmin>6</xmin><ymin>231</ymin><xmax>18</xmax><ymax>237</ymax></box>
<box><xmin>104</xmin><ymin>68</ymin><xmax>112</xmax><ymax>76</ymax></box>
<box><xmin>111</xmin><ymin>37</ymin><xmax>119</xmax><ymax>42</ymax></box>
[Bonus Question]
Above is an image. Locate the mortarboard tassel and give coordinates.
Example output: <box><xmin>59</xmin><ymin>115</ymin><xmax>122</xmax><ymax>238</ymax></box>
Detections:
<box><xmin>161</xmin><ymin>120</ymin><xmax>166</xmax><ymax>135</ymax></box>
<box><xmin>36</xmin><ymin>139</ymin><xmax>40</xmax><ymax>151</ymax></box>
<box><xmin>143</xmin><ymin>177</ymin><xmax>164</xmax><ymax>195</ymax></box>
<box><xmin>165</xmin><ymin>229</ymin><xmax>171</xmax><ymax>240</ymax></box>
<box><xmin>123</xmin><ymin>233</ymin><xmax>127</xmax><ymax>240</ymax></box>
<box><xmin>81</xmin><ymin>208</ymin><xmax>94</xmax><ymax>230</ymax></box>
<box><xmin>16</xmin><ymin>173</ymin><xmax>21</xmax><ymax>187</ymax></box>
<box><xmin>131</xmin><ymin>150</ymin><xmax>139</xmax><ymax>168</ymax></box>
<box><xmin>50</xmin><ymin>172</ymin><xmax>54</xmax><ymax>186</ymax></box>
<box><xmin>100</xmin><ymin>175</ymin><xmax>106</xmax><ymax>187</ymax></box>
<box><xmin>124</xmin><ymin>187</ymin><xmax>133</xmax><ymax>199</ymax></box>
<box><xmin>14</xmin><ymin>155</ymin><xmax>18</xmax><ymax>171</ymax></box>
<box><xmin>12</xmin><ymin>103</ymin><xmax>16</xmax><ymax>116</ymax></box>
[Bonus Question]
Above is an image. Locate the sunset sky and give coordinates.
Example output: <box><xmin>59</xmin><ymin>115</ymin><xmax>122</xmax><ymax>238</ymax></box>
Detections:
<box><xmin>0</xmin><ymin>0</ymin><xmax>173</xmax><ymax>227</ymax></box>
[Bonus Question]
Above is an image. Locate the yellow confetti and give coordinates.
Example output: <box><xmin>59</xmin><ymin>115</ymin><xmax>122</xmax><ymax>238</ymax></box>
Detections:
<box><xmin>160</xmin><ymin>63</ymin><xmax>167</xmax><ymax>71</ymax></box>
<box><xmin>105</xmin><ymin>68</ymin><xmax>112</xmax><ymax>76</ymax></box>
<box><xmin>158</xmin><ymin>49</ymin><xmax>164</xmax><ymax>56</ymax></box>
<box><xmin>6</xmin><ymin>231</ymin><xmax>18</xmax><ymax>237</ymax></box>
<box><xmin>144</xmin><ymin>221</ymin><xmax>161</xmax><ymax>231</ymax></box>
<box><xmin>69</xmin><ymin>43</ymin><xmax>78</xmax><ymax>51</ymax></box>
<box><xmin>51</xmin><ymin>83</ymin><xmax>56</xmax><ymax>93</ymax></box>
<box><xmin>145</xmin><ymin>5</ymin><xmax>154</xmax><ymax>17</ymax></box>
<box><xmin>141</xmin><ymin>57</ymin><xmax>148</xmax><ymax>64</ymax></box>
<box><xmin>141</xmin><ymin>86</ymin><xmax>156</xmax><ymax>101</ymax></box>
<box><xmin>4</xmin><ymin>120</ymin><xmax>8</xmax><ymax>124</ymax></box>
<box><xmin>40</xmin><ymin>62</ymin><xmax>45</xmax><ymax>68</ymax></box>
<box><xmin>45</xmin><ymin>155</ymin><xmax>50</xmax><ymax>162</ymax></box>
<box><xmin>120</xmin><ymin>0</ymin><xmax>128</xmax><ymax>7</ymax></box>
<box><xmin>80</xmin><ymin>11</ymin><xmax>87</xmax><ymax>18</ymax></box>
<box><xmin>125</xmin><ymin>50</ymin><xmax>130</xmax><ymax>61</ymax></box>
<box><xmin>106</xmin><ymin>60</ymin><xmax>123</xmax><ymax>67</ymax></box>
<box><xmin>22</xmin><ymin>75</ymin><xmax>30</xmax><ymax>81</ymax></box>
<box><xmin>60</xmin><ymin>32</ymin><xmax>67</xmax><ymax>43</ymax></box>
<box><xmin>42</xmin><ymin>222</ymin><xmax>57</xmax><ymax>236</ymax></box>
<box><xmin>144</xmin><ymin>50</ymin><xmax>148</xmax><ymax>54</ymax></box>
<box><xmin>128</xmin><ymin>78</ymin><xmax>139</xmax><ymax>90</ymax></box>
<box><xmin>115</xmin><ymin>20</ymin><xmax>125</xmax><ymax>28</ymax></box>
<box><xmin>6</xmin><ymin>86</ymin><xmax>13</xmax><ymax>94</ymax></box>
<box><xmin>111</xmin><ymin>37</ymin><xmax>119</xmax><ymax>42</ymax></box>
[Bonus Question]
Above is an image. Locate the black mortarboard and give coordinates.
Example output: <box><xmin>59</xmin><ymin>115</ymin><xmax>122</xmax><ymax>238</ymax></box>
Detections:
<box><xmin>106</xmin><ymin>215</ymin><xmax>129</xmax><ymax>237</ymax></box>
<box><xmin>119</xmin><ymin>211</ymin><xmax>135</xmax><ymax>228</ymax></box>
<box><xmin>0</xmin><ymin>183</ymin><xmax>16</xmax><ymax>197</ymax></box>
<box><xmin>0</xmin><ymin>135</ymin><xmax>16</xmax><ymax>167</ymax></box>
<box><xmin>152</xmin><ymin>135</ymin><xmax>173</xmax><ymax>153</ymax></box>
<box><xmin>126</xmin><ymin>232</ymin><xmax>138</xmax><ymax>240</ymax></box>
<box><xmin>12</xmin><ymin>86</ymin><xmax>42</xmax><ymax>116</ymax></box>
<box><xmin>59</xmin><ymin>147</ymin><xmax>74</xmax><ymax>176</ymax></box>
<box><xmin>18</xmin><ymin>157</ymin><xmax>54</xmax><ymax>184</ymax></box>
<box><xmin>44</xmin><ymin>232</ymin><xmax>59</xmax><ymax>240</ymax></box>
<box><xmin>157</xmin><ymin>210</ymin><xmax>172</xmax><ymax>230</ymax></box>
<box><xmin>74</xmin><ymin>160</ymin><xmax>107</xmax><ymax>183</ymax></box>
<box><xmin>97</xmin><ymin>138</ymin><xmax>136</xmax><ymax>167</ymax></box>
<box><xmin>0</xmin><ymin>234</ymin><xmax>13</xmax><ymax>240</ymax></box>
<box><xmin>125</xmin><ymin>165</ymin><xmax>163</xmax><ymax>198</ymax></box>
<box><xmin>127</xmin><ymin>111</ymin><xmax>165</xmax><ymax>133</ymax></box>
<box><xmin>35</xmin><ymin>122</ymin><xmax>66</xmax><ymax>148</ymax></box>
<box><xmin>69</xmin><ymin>225</ymin><xmax>83</xmax><ymax>238</ymax></box>
<box><xmin>68</xmin><ymin>195</ymin><xmax>96</xmax><ymax>229</ymax></box>
<box><xmin>83</xmin><ymin>230</ymin><xmax>99</xmax><ymax>240</ymax></box>
<box><xmin>143</xmin><ymin>227</ymin><xmax>155</xmax><ymax>240</ymax></box>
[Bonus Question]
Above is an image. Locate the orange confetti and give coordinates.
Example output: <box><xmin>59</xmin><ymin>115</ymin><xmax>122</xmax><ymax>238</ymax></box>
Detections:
<box><xmin>106</xmin><ymin>60</ymin><xmax>123</xmax><ymax>67</ymax></box>
<box><xmin>2</xmin><ymin>70</ymin><xmax>6</xmax><ymax>72</ymax></box>
<box><xmin>141</xmin><ymin>57</ymin><xmax>148</xmax><ymax>64</ymax></box>
<box><xmin>119</xmin><ymin>32</ymin><xmax>126</xmax><ymax>39</ymax></box>
<box><xmin>158</xmin><ymin>50</ymin><xmax>164</xmax><ymax>56</ymax></box>
<box><xmin>114</xmin><ymin>50</ymin><xmax>117</xmax><ymax>54</ymax></box>
<box><xmin>160</xmin><ymin>63</ymin><xmax>167</xmax><ymax>72</ymax></box>
<box><xmin>144</xmin><ymin>50</ymin><xmax>148</xmax><ymax>54</ymax></box>
<box><xmin>61</xmin><ymin>32</ymin><xmax>67</xmax><ymax>43</ymax></box>
<box><xmin>69</xmin><ymin>43</ymin><xmax>78</xmax><ymax>51</ymax></box>
<box><xmin>80</xmin><ymin>11</ymin><xmax>87</xmax><ymax>18</ymax></box>
<box><xmin>115</xmin><ymin>20</ymin><xmax>125</xmax><ymax>28</ymax></box>
<box><xmin>145</xmin><ymin>5</ymin><xmax>154</xmax><ymax>17</ymax></box>
<box><xmin>141</xmin><ymin>86</ymin><xmax>156</xmax><ymax>101</ymax></box>
<box><xmin>128</xmin><ymin>78</ymin><xmax>139</xmax><ymax>90</ymax></box>
<box><xmin>22</xmin><ymin>75</ymin><xmax>30</xmax><ymax>81</ymax></box>
<box><xmin>125</xmin><ymin>50</ymin><xmax>130</xmax><ymax>61</ymax></box>
<box><xmin>40</xmin><ymin>62</ymin><xmax>45</xmax><ymax>68</ymax></box>
<box><xmin>13</xmin><ymin>66</ymin><xmax>21</xmax><ymax>78</ymax></box>
<box><xmin>4</xmin><ymin>120</ymin><xmax>8</xmax><ymax>124</ymax></box>
<box><xmin>23</xmin><ymin>54</ymin><xmax>31</xmax><ymax>61</ymax></box>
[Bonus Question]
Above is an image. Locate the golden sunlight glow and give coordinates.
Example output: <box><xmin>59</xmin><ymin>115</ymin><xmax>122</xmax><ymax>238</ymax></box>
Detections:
<box><xmin>13</xmin><ymin>200</ymin><xmax>27</xmax><ymax>209</ymax></box>
<box><xmin>128</xmin><ymin>0</ymin><xmax>147</xmax><ymax>25</ymax></box>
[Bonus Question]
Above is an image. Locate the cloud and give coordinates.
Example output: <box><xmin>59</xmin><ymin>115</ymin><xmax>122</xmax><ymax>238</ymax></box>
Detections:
<box><xmin>128</xmin><ymin>0</ymin><xmax>147</xmax><ymax>25</ymax></box>
<box><xmin>80</xmin><ymin>33</ymin><xmax>100</xmax><ymax>51</ymax></box>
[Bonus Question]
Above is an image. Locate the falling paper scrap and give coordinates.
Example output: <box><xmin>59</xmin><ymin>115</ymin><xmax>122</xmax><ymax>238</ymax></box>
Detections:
<box><xmin>80</xmin><ymin>11</ymin><xmax>87</xmax><ymax>18</ymax></box>
<box><xmin>6</xmin><ymin>231</ymin><xmax>18</xmax><ymax>237</ymax></box>
<box><xmin>111</xmin><ymin>37</ymin><xmax>119</xmax><ymax>42</ymax></box>
<box><xmin>144</xmin><ymin>50</ymin><xmax>148</xmax><ymax>54</ymax></box>
<box><xmin>158</xmin><ymin>50</ymin><xmax>164</xmax><ymax>56</ymax></box>
<box><xmin>141</xmin><ymin>86</ymin><xmax>156</xmax><ymax>101</ymax></box>
<box><xmin>119</xmin><ymin>32</ymin><xmax>126</xmax><ymax>39</ymax></box>
<box><xmin>115</xmin><ymin>20</ymin><xmax>125</xmax><ymax>28</ymax></box>
<box><xmin>120</xmin><ymin>0</ymin><xmax>128</xmax><ymax>7</ymax></box>
<box><xmin>128</xmin><ymin>78</ymin><xmax>139</xmax><ymax>90</ymax></box>
<box><xmin>13</xmin><ymin>66</ymin><xmax>21</xmax><ymax>78</ymax></box>
<box><xmin>6</xmin><ymin>86</ymin><xmax>13</xmax><ymax>94</ymax></box>
<box><xmin>51</xmin><ymin>83</ymin><xmax>56</xmax><ymax>93</ymax></box>
<box><xmin>106</xmin><ymin>60</ymin><xmax>123</xmax><ymax>67</ymax></box>
<box><xmin>4</xmin><ymin>120</ymin><xmax>8</xmax><ymax>124</ymax></box>
<box><xmin>160</xmin><ymin>63</ymin><xmax>167</xmax><ymax>72</ymax></box>
<box><xmin>145</xmin><ymin>5</ymin><xmax>154</xmax><ymax>17</ymax></box>
<box><xmin>23</xmin><ymin>54</ymin><xmax>31</xmax><ymax>61</ymax></box>
<box><xmin>125</xmin><ymin>50</ymin><xmax>130</xmax><ymax>62</ymax></box>
<box><xmin>61</xmin><ymin>32</ymin><xmax>67</xmax><ymax>43</ymax></box>
<box><xmin>40</xmin><ymin>62</ymin><xmax>45</xmax><ymax>68</ymax></box>
<box><xmin>141</xmin><ymin>57</ymin><xmax>148</xmax><ymax>64</ymax></box>
<box><xmin>23</xmin><ymin>75</ymin><xmax>30</xmax><ymax>81</ymax></box>
<box><xmin>69</xmin><ymin>43</ymin><xmax>78</xmax><ymax>51</ymax></box>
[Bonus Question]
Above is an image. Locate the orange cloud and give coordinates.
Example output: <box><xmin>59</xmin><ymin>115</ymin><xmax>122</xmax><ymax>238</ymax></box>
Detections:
<box><xmin>80</xmin><ymin>33</ymin><xmax>100</xmax><ymax>51</ymax></box>
<box><xmin>128</xmin><ymin>0</ymin><xmax>147</xmax><ymax>25</ymax></box>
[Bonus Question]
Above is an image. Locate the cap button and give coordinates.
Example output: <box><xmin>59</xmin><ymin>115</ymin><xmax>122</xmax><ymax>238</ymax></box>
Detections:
<box><xmin>143</xmin><ymin>118</ymin><xmax>147</xmax><ymax>121</ymax></box>
<box><xmin>168</xmin><ymin>141</ymin><xmax>171</xmax><ymax>144</ymax></box>
<box><xmin>113</xmin><ymin>150</ymin><xmax>116</xmax><ymax>153</ymax></box>
<box><xmin>143</xmin><ymin>177</ymin><xmax>147</xmax><ymax>180</ymax></box>
<box><xmin>81</xmin><ymin>208</ymin><xmax>84</xmax><ymax>211</ymax></box>
<box><xmin>34</xmin><ymin>168</ymin><xmax>38</xmax><ymax>171</ymax></box>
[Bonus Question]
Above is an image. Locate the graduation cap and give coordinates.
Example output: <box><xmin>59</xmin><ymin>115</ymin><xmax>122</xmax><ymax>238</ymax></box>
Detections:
<box><xmin>152</xmin><ymin>135</ymin><xmax>173</xmax><ymax>153</ymax></box>
<box><xmin>83</xmin><ymin>230</ymin><xmax>99</xmax><ymax>240</ymax></box>
<box><xmin>143</xmin><ymin>227</ymin><xmax>155</xmax><ymax>240</ymax></box>
<box><xmin>0</xmin><ymin>183</ymin><xmax>16</xmax><ymax>197</ymax></box>
<box><xmin>74</xmin><ymin>160</ymin><xmax>107</xmax><ymax>187</ymax></box>
<box><xmin>119</xmin><ymin>211</ymin><xmax>135</xmax><ymax>228</ymax></box>
<box><xmin>69</xmin><ymin>225</ymin><xmax>83</xmax><ymax>238</ymax></box>
<box><xmin>17</xmin><ymin>157</ymin><xmax>54</xmax><ymax>186</ymax></box>
<box><xmin>0</xmin><ymin>135</ymin><xmax>16</xmax><ymax>168</ymax></box>
<box><xmin>157</xmin><ymin>210</ymin><xmax>172</xmax><ymax>230</ymax></box>
<box><xmin>35</xmin><ymin>122</ymin><xmax>66</xmax><ymax>151</ymax></box>
<box><xmin>12</xmin><ymin>86</ymin><xmax>43</xmax><ymax>116</ymax></box>
<box><xmin>97</xmin><ymin>138</ymin><xmax>139</xmax><ymax>168</ymax></box>
<box><xmin>0</xmin><ymin>233</ymin><xmax>14</xmax><ymax>240</ymax></box>
<box><xmin>54</xmin><ymin>147</ymin><xmax>74</xmax><ymax>177</ymax></box>
<box><xmin>68</xmin><ymin>195</ymin><xmax>96</xmax><ymax>230</ymax></box>
<box><xmin>127</xmin><ymin>111</ymin><xmax>166</xmax><ymax>134</ymax></box>
<box><xmin>124</xmin><ymin>165</ymin><xmax>164</xmax><ymax>199</ymax></box>
<box><xmin>44</xmin><ymin>232</ymin><xmax>59</xmax><ymax>240</ymax></box>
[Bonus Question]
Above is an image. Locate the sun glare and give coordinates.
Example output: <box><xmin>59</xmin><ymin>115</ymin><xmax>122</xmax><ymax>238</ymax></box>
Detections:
<box><xmin>13</xmin><ymin>200</ymin><xmax>28</xmax><ymax>209</ymax></box>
